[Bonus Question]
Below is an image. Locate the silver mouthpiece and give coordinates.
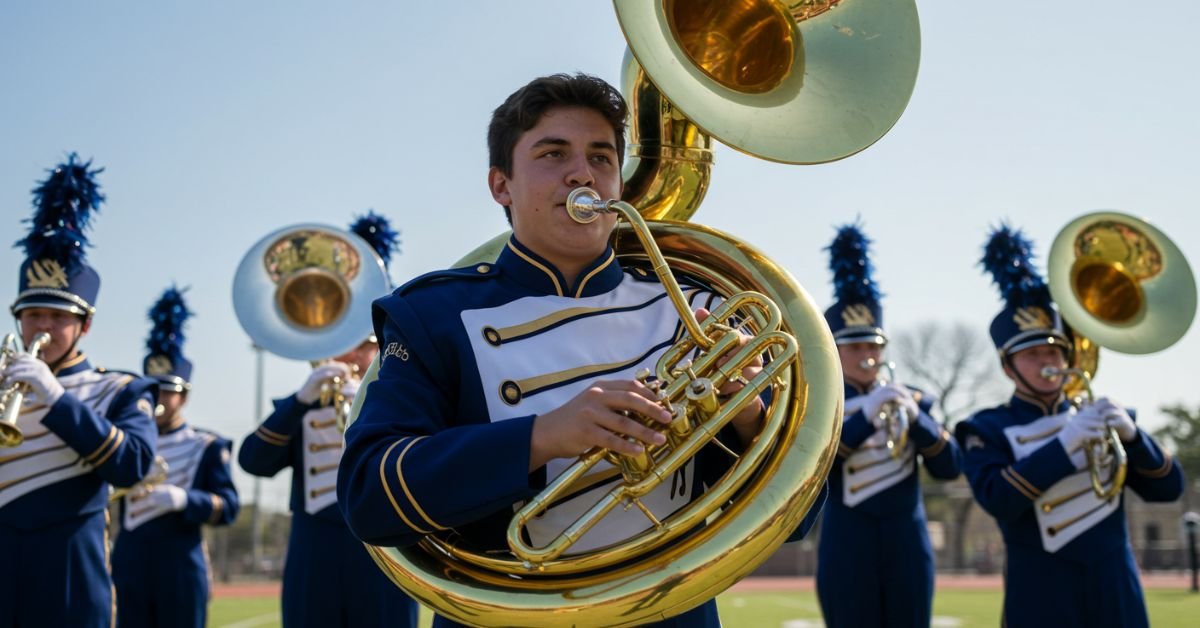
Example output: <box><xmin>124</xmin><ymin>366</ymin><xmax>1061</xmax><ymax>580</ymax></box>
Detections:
<box><xmin>565</xmin><ymin>187</ymin><xmax>611</xmax><ymax>224</ymax></box>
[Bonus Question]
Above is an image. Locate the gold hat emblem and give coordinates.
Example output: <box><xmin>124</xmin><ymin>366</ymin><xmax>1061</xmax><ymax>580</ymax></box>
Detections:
<box><xmin>1013</xmin><ymin>306</ymin><xmax>1053</xmax><ymax>331</ymax></box>
<box><xmin>146</xmin><ymin>355</ymin><xmax>173</xmax><ymax>376</ymax></box>
<box><xmin>26</xmin><ymin>259</ymin><xmax>70</xmax><ymax>289</ymax></box>
<box><xmin>841</xmin><ymin>304</ymin><xmax>876</xmax><ymax>328</ymax></box>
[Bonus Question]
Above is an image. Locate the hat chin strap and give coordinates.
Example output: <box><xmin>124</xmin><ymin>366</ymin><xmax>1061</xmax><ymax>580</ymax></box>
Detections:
<box><xmin>1003</xmin><ymin>353</ymin><xmax>1064</xmax><ymax>400</ymax></box>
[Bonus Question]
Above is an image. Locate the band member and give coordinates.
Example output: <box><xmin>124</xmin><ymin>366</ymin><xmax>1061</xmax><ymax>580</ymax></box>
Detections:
<box><xmin>955</xmin><ymin>225</ymin><xmax>1184</xmax><ymax>627</ymax></box>
<box><xmin>238</xmin><ymin>212</ymin><xmax>416</xmax><ymax>628</ymax></box>
<box><xmin>111</xmin><ymin>287</ymin><xmax>239</xmax><ymax>628</ymax></box>
<box><xmin>338</xmin><ymin>73</ymin><xmax>824</xmax><ymax>628</ymax></box>
<box><xmin>0</xmin><ymin>155</ymin><xmax>156</xmax><ymax>628</ymax></box>
<box><xmin>814</xmin><ymin>223</ymin><xmax>962</xmax><ymax>627</ymax></box>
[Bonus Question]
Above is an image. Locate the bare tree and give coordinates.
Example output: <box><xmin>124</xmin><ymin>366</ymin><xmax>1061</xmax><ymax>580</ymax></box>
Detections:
<box><xmin>892</xmin><ymin>321</ymin><xmax>1009</xmax><ymax>426</ymax></box>
<box><xmin>890</xmin><ymin>321</ymin><xmax>1011</xmax><ymax>572</ymax></box>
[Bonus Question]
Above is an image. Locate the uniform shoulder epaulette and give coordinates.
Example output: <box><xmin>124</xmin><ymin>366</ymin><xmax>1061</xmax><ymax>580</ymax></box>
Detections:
<box><xmin>397</xmin><ymin>262</ymin><xmax>501</xmax><ymax>297</ymax></box>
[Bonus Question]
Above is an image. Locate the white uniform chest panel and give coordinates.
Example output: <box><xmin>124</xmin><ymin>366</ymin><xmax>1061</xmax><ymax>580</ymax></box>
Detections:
<box><xmin>1003</xmin><ymin>412</ymin><xmax>1118</xmax><ymax>552</ymax></box>
<box><xmin>0</xmin><ymin>370</ymin><xmax>131</xmax><ymax>509</ymax></box>
<box><xmin>841</xmin><ymin>394</ymin><xmax>914</xmax><ymax>506</ymax></box>
<box><xmin>123</xmin><ymin>427</ymin><xmax>211</xmax><ymax>530</ymax></box>
<box><xmin>302</xmin><ymin>378</ymin><xmax>355</xmax><ymax>515</ymax></box>
<box><xmin>461</xmin><ymin>277</ymin><xmax>705</xmax><ymax>553</ymax></box>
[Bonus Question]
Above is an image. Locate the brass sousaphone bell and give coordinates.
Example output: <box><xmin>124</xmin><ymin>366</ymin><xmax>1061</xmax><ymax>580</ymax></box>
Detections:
<box><xmin>1046</xmin><ymin>211</ymin><xmax>1196</xmax><ymax>499</ymax></box>
<box><xmin>350</xmin><ymin>2</ymin><xmax>922</xmax><ymax>625</ymax></box>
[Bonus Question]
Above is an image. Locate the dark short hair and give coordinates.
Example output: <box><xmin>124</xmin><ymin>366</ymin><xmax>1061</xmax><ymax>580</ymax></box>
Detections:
<box><xmin>488</xmin><ymin>73</ymin><xmax>628</xmax><ymax>222</ymax></box>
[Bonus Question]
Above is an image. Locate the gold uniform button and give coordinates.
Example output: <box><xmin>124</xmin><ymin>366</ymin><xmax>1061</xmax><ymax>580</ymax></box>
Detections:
<box><xmin>476</xmin><ymin>264</ymin><xmax>491</xmax><ymax>273</ymax></box>
<box><xmin>482</xmin><ymin>326</ymin><xmax>502</xmax><ymax>347</ymax></box>
<box><xmin>500</xmin><ymin>381</ymin><xmax>522</xmax><ymax>406</ymax></box>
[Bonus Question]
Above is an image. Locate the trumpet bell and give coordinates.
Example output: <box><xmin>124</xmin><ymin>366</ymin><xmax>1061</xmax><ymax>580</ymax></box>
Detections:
<box><xmin>233</xmin><ymin>224</ymin><xmax>391</xmax><ymax>361</ymax></box>
<box><xmin>1048</xmin><ymin>211</ymin><xmax>1196</xmax><ymax>355</ymax></box>
<box><xmin>614</xmin><ymin>0</ymin><xmax>921</xmax><ymax>164</ymax></box>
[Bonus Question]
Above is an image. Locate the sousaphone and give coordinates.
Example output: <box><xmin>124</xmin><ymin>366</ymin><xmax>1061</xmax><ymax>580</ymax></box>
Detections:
<box><xmin>350</xmin><ymin>2</ymin><xmax>921</xmax><ymax>625</ymax></box>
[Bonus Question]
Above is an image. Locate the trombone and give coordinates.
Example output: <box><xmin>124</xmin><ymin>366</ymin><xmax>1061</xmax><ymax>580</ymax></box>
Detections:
<box><xmin>0</xmin><ymin>332</ymin><xmax>52</xmax><ymax>448</ymax></box>
<box><xmin>861</xmin><ymin>358</ymin><xmax>909</xmax><ymax>458</ymax></box>
<box><xmin>1040</xmin><ymin>366</ymin><xmax>1127</xmax><ymax>502</ymax></box>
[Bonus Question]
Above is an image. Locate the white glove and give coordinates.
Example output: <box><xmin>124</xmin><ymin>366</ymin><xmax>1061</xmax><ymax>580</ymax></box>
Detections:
<box><xmin>862</xmin><ymin>384</ymin><xmax>908</xmax><ymax>428</ymax></box>
<box><xmin>1057</xmin><ymin>408</ymin><xmax>1104</xmax><ymax>453</ymax></box>
<box><xmin>1093</xmin><ymin>397</ymin><xmax>1137</xmax><ymax>442</ymax></box>
<box><xmin>2</xmin><ymin>353</ymin><xmax>65</xmax><ymax>407</ymax></box>
<box><xmin>146</xmin><ymin>484</ymin><xmax>188</xmax><ymax>512</ymax></box>
<box><xmin>296</xmin><ymin>363</ymin><xmax>353</xmax><ymax>404</ymax></box>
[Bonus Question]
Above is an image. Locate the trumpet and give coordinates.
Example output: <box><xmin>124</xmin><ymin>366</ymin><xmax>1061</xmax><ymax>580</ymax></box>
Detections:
<box><xmin>109</xmin><ymin>456</ymin><xmax>170</xmax><ymax>502</ymax></box>
<box><xmin>0</xmin><ymin>332</ymin><xmax>53</xmax><ymax>448</ymax></box>
<box><xmin>1040</xmin><ymin>366</ymin><xmax>1127</xmax><ymax>501</ymax></box>
<box><xmin>861</xmin><ymin>358</ymin><xmax>909</xmax><ymax>458</ymax></box>
<box><xmin>314</xmin><ymin>362</ymin><xmax>359</xmax><ymax>432</ymax></box>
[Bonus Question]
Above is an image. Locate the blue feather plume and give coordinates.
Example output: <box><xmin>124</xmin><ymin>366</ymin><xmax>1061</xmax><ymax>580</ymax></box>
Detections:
<box><xmin>826</xmin><ymin>221</ymin><xmax>881</xmax><ymax>306</ymax></box>
<box><xmin>146</xmin><ymin>286</ymin><xmax>192</xmax><ymax>360</ymax></box>
<box><xmin>980</xmin><ymin>224</ymin><xmax>1052</xmax><ymax>309</ymax></box>
<box><xmin>349</xmin><ymin>210</ymin><xmax>401</xmax><ymax>269</ymax></box>
<box><xmin>15</xmin><ymin>153</ymin><xmax>105</xmax><ymax>273</ymax></box>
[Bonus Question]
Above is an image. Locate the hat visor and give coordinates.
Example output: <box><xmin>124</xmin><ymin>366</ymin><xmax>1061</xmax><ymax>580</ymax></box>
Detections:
<box><xmin>1002</xmin><ymin>331</ymin><xmax>1071</xmax><ymax>356</ymax></box>
<box><xmin>834</xmin><ymin>327</ymin><xmax>888</xmax><ymax>346</ymax></box>
<box><xmin>11</xmin><ymin>295</ymin><xmax>90</xmax><ymax>317</ymax></box>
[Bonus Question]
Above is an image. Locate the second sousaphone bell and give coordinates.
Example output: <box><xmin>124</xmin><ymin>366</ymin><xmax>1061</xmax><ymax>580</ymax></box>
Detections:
<box><xmin>232</xmin><ymin>224</ymin><xmax>391</xmax><ymax>361</ymax></box>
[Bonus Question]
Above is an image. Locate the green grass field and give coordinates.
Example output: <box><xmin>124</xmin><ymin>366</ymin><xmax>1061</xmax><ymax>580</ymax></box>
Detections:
<box><xmin>209</xmin><ymin>588</ymin><xmax>1200</xmax><ymax>627</ymax></box>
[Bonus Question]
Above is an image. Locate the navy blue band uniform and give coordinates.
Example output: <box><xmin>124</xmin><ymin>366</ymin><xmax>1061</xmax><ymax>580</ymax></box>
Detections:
<box><xmin>238</xmin><ymin>380</ymin><xmax>417</xmax><ymax>628</ymax></box>
<box><xmin>111</xmin><ymin>286</ymin><xmax>240</xmax><ymax>628</ymax></box>
<box><xmin>338</xmin><ymin>237</ymin><xmax>825</xmax><ymax>628</ymax></box>
<box><xmin>954</xmin><ymin>225</ymin><xmax>1186</xmax><ymax>627</ymax></box>
<box><xmin>237</xmin><ymin>210</ymin><xmax>415</xmax><ymax>628</ymax></box>
<box><xmin>815</xmin><ymin>223</ymin><xmax>963</xmax><ymax>627</ymax></box>
<box><xmin>2</xmin><ymin>155</ymin><xmax>157</xmax><ymax>628</ymax></box>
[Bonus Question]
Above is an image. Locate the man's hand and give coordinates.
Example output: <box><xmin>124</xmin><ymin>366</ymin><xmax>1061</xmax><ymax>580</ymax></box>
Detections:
<box><xmin>2</xmin><ymin>353</ymin><xmax>65</xmax><ymax>407</ymax></box>
<box><xmin>145</xmin><ymin>484</ymin><xmax>188</xmax><ymax>512</ymax></box>
<box><xmin>296</xmin><ymin>363</ymin><xmax>353</xmax><ymax>404</ymax></box>
<box><xmin>1093</xmin><ymin>397</ymin><xmax>1137</xmax><ymax>442</ymax></box>
<box><xmin>862</xmin><ymin>384</ymin><xmax>907</xmax><ymax>428</ymax></box>
<box><xmin>529</xmin><ymin>380</ymin><xmax>672</xmax><ymax>472</ymax></box>
<box><xmin>1058</xmin><ymin>407</ymin><xmax>1104</xmax><ymax>453</ymax></box>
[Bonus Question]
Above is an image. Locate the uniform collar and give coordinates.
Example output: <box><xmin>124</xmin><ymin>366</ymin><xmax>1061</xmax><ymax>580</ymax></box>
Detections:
<box><xmin>159</xmin><ymin>418</ymin><xmax>188</xmax><ymax>435</ymax></box>
<box><xmin>498</xmin><ymin>236</ymin><xmax>622</xmax><ymax>298</ymax></box>
<box><xmin>54</xmin><ymin>353</ymin><xmax>90</xmax><ymax>376</ymax></box>
<box><xmin>1009</xmin><ymin>391</ymin><xmax>1072</xmax><ymax>417</ymax></box>
<box><xmin>844</xmin><ymin>379</ymin><xmax>871</xmax><ymax>397</ymax></box>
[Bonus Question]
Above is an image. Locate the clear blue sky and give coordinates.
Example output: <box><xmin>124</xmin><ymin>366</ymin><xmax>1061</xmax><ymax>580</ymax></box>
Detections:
<box><xmin>4</xmin><ymin>2</ymin><xmax>1199</xmax><ymax>510</ymax></box>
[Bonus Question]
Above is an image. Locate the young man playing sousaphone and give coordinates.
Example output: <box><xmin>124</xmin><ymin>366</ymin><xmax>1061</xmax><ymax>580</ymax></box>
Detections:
<box><xmin>955</xmin><ymin>225</ymin><xmax>1184</xmax><ymax>627</ymax></box>
<box><xmin>111</xmin><ymin>287</ymin><xmax>239</xmax><ymax>628</ymax></box>
<box><xmin>815</xmin><ymin>222</ymin><xmax>962</xmax><ymax>628</ymax></box>
<box><xmin>338</xmin><ymin>73</ymin><xmax>825</xmax><ymax>628</ymax></box>
<box><xmin>0</xmin><ymin>155</ymin><xmax>157</xmax><ymax>628</ymax></box>
<box><xmin>238</xmin><ymin>212</ymin><xmax>416</xmax><ymax>628</ymax></box>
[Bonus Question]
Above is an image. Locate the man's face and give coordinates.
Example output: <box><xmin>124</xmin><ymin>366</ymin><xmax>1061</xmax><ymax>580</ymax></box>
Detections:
<box><xmin>333</xmin><ymin>340</ymin><xmax>379</xmax><ymax>375</ymax></box>
<box><xmin>488</xmin><ymin>105</ymin><xmax>622</xmax><ymax>270</ymax></box>
<box><xmin>837</xmin><ymin>342</ymin><xmax>884</xmax><ymax>386</ymax></box>
<box><xmin>17</xmin><ymin>307</ymin><xmax>87</xmax><ymax>365</ymax></box>
<box><xmin>157</xmin><ymin>390</ymin><xmax>187</xmax><ymax>428</ymax></box>
<box><xmin>1005</xmin><ymin>344</ymin><xmax>1068</xmax><ymax>396</ymax></box>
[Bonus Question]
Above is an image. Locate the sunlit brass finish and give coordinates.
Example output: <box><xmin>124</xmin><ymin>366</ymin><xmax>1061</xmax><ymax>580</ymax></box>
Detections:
<box><xmin>614</xmin><ymin>0</ymin><xmax>921</xmax><ymax>164</ymax></box>
<box><xmin>1048</xmin><ymin>212</ymin><xmax>1196</xmax><ymax>355</ymax></box>
<box><xmin>620</xmin><ymin>51</ymin><xmax>713</xmax><ymax>222</ymax></box>
<box><xmin>233</xmin><ymin>224</ymin><xmax>391</xmax><ymax>362</ymax></box>
<box><xmin>1040</xmin><ymin>366</ymin><xmax>1127</xmax><ymax>502</ymax></box>
<box><xmin>315</xmin><ymin>362</ymin><xmax>360</xmax><ymax>433</ymax></box>
<box><xmin>859</xmin><ymin>358</ymin><xmax>908</xmax><ymax>459</ymax></box>
<box><xmin>109</xmin><ymin>456</ymin><xmax>169</xmax><ymax>502</ymax></box>
<box><xmin>0</xmin><ymin>332</ymin><xmax>52</xmax><ymax>448</ymax></box>
<box><xmin>349</xmin><ymin>191</ymin><xmax>841</xmax><ymax>626</ymax></box>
